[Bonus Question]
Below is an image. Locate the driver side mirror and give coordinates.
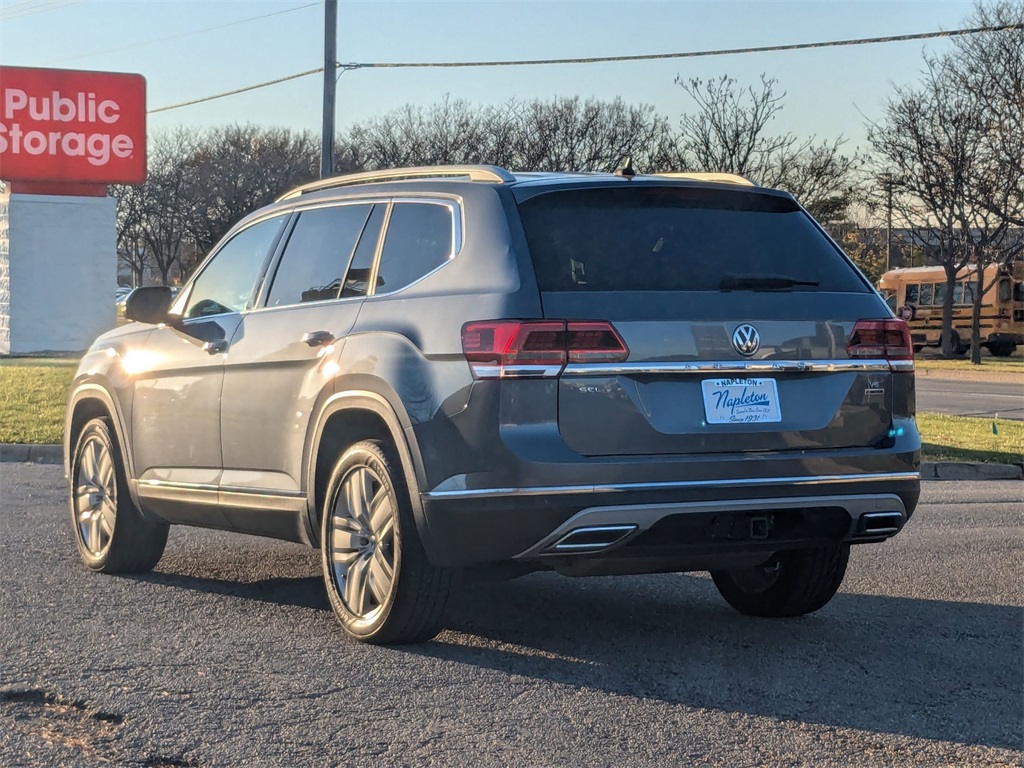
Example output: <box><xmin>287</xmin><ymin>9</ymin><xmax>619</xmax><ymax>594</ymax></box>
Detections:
<box><xmin>125</xmin><ymin>286</ymin><xmax>174</xmax><ymax>325</ymax></box>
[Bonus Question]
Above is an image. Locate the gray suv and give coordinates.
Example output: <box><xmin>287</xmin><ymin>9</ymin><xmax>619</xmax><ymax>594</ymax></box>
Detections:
<box><xmin>64</xmin><ymin>165</ymin><xmax>920</xmax><ymax>644</ymax></box>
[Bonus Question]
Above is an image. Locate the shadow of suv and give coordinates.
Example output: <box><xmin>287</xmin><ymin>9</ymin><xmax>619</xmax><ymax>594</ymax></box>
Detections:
<box><xmin>64</xmin><ymin>165</ymin><xmax>920</xmax><ymax>644</ymax></box>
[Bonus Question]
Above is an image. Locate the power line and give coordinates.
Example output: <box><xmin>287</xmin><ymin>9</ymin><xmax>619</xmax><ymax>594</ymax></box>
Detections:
<box><xmin>149</xmin><ymin>68</ymin><xmax>324</xmax><ymax>114</ymax></box>
<box><xmin>0</xmin><ymin>0</ymin><xmax>79</xmax><ymax>21</ymax></box>
<box><xmin>149</xmin><ymin>22</ymin><xmax>1024</xmax><ymax>114</ymax></box>
<box><xmin>60</xmin><ymin>2</ymin><xmax>319</xmax><ymax>63</ymax></box>
<box><xmin>346</xmin><ymin>23</ymin><xmax>1024</xmax><ymax>69</ymax></box>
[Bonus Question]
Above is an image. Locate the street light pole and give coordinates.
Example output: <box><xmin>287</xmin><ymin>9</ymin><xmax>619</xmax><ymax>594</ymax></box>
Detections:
<box><xmin>320</xmin><ymin>0</ymin><xmax>337</xmax><ymax>179</ymax></box>
<box><xmin>884</xmin><ymin>172</ymin><xmax>894</xmax><ymax>270</ymax></box>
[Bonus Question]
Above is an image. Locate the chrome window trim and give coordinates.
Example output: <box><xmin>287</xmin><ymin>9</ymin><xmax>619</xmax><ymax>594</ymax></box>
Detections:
<box><xmin>423</xmin><ymin>471</ymin><xmax>921</xmax><ymax>501</ymax></box>
<box><xmin>175</xmin><ymin>211</ymin><xmax>292</xmax><ymax>322</ymax></box>
<box><xmin>258</xmin><ymin>200</ymin><xmax>377</xmax><ymax>312</ymax></box>
<box><xmin>562</xmin><ymin>359</ymin><xmax>906</xmax><ymax>376</ymax></box>
<box><xmin>367</xmin><ymin>196</ymin><xmax>465</xmax><ymax>299</ymax></box>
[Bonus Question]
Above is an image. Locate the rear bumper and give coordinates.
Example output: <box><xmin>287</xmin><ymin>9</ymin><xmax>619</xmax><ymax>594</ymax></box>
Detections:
<box><xmin>418</xmin><ymin>469</ymin><xmax>920</xmax><ymax>568</ymax></box>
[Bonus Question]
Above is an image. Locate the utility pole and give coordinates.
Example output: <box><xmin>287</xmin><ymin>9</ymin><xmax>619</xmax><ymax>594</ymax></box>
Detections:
<box><xmin>884</xmin><ymin>172</ymin><xmax>894</xmax><ymax>270</ymax></box>
<box><xmin>320</xmin><ymin>0</ymin><xmax>337</xmax><ymax>179</ymax></box>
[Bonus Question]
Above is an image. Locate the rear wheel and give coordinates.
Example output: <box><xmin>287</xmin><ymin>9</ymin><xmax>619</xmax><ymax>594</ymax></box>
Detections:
<box><xmin>711</xmin><ymin>544</ymin><xmax>849</xmax><ymax>617</ymax></box>
<box><xmin>70</xmin><ymin>417</ymin><xmax>168</xmax><ymax>573</ymax></box>
<box><xmin>988</xmin><ymin>341</ymin><xmax>1016</xmax><ymax>357</ymax></box>
<box><xmin>320</xmin><ymin>440</ymin><xmax>454</xmax><ymax>644</ymax></box>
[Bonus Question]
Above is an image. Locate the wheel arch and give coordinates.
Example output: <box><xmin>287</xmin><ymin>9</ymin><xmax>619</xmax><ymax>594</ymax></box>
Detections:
<box><xmin>304</xmin><ymin>387</ymin><xmax>432</xmax><ymax>553</ymax></box>
<box><xmin>66</xmin><ymin>384</ymin><xmax>133</xmax><ymax>481</ymax></box>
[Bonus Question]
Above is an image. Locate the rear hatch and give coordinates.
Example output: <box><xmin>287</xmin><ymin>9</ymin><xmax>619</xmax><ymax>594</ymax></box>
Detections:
<box><xmin>513</xmin><ymin>182</ymin><xmax>906</xmax><ymax>457</ymax></box>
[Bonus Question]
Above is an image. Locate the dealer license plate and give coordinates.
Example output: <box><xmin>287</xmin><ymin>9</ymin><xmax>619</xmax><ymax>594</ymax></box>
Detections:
<box><xmin>701</xmin><ymin>378</ymin><xmax>782</xmax><ymax>424</ymax></box>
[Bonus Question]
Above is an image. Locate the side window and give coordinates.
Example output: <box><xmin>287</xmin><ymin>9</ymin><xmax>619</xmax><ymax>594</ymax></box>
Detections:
<box><xmin>918</xmin><ymin>284</ymin><xmax>934</xmax><ymax>306</ymax></box>
<box><xmin>184</xmin><ymin>217</ymin><xmax>284</xmax><ymax>319</ymax></box>
<box><xmin>341</xmin><ymin>204</ymin><xmax>386</xmax><ymax>298</ymax></box>
<box><xmin>374</xmin><ymin>203</ymin><xmax>454</xmax><ymax>295</ymax></box>
<box><xmin>952</xmin><ymin>281</ymin><xmax>965</xmax><ymax>306</ymax></box>
<box><xmin>964</xmin><ymin>281</ymin><xmax>977</xmax><ymax>305</ymax></box>
<box><xmin>266</xmin><ymin>205</ymin><xmax>371</xmax><ymax>307</ymax></box>
<box><xmin>905</xmin><ymin>284</ymin><xmax>919</xmax><ymax>304</ymax></box>
<box><xmin>932</xmin><ymin>282</ymin><xmax>946</xmax><ymax>306</ymax></box>
<box><xmin>998</xmin><ymin>279</ymin><xmax>1012</xmax><ymax>303</ymax></box>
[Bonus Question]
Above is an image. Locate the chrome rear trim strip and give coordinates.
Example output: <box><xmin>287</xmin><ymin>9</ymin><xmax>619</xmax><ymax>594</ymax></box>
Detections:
<box><xmin>424</xmin><ymin>471</ymin><xmax>921</xmax><ymax>501</ymax></box>
<box><xmin>563</xmin><ymin>360</ymin><xmax>895</xmax><ymax>376</ymax></box>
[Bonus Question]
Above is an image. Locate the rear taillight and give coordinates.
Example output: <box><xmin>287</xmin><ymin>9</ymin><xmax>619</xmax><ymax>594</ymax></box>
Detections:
<box><xmin>847</xmin><ymin>319</ymin><xmax>914</xmax><ymax>364</ymax></box>
<box><xmin>462</xmin><ymin>320</ymin><xmax>628</xmax><ymax>379</ymax></box>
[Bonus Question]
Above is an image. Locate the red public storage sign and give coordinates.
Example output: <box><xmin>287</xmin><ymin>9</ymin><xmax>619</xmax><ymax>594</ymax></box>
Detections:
<box><xmin>0</xmin><ymin>66</ymin><xmax>146</xmax><ymax>184</ymax></box>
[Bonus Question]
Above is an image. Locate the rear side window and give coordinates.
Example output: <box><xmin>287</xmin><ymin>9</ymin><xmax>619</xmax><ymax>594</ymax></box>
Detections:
<box><xmin>375</xmin><ymin>202</ymin><xmax>453</xmax><ymax>294</ymax></box>
<box><xmin>516</xmin><ymin>187</ymin><xmax>866</xmax><ymax>293</ymax></box>
<box><xmin>267</xmin><ymin>205</ymin><xmax>371</xmax><ymax>306</ymax></box>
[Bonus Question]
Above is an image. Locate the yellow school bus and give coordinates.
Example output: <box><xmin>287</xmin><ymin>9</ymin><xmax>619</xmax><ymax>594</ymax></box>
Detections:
<box><xmin>877</xmin><ymin>261</ymin><xmax>1023</xmax><ymax>356</ymax></box>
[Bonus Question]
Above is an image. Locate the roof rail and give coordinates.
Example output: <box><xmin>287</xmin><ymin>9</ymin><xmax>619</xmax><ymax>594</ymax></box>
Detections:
<box><xmin>276</xmin><ymin>164</ymin><xmax>516</xmax><ymax>202</ymax></box>
<box><xmin>653</xmin><ymin>172</ymin><xmax>755</xmax><ymax>187</ymax></box>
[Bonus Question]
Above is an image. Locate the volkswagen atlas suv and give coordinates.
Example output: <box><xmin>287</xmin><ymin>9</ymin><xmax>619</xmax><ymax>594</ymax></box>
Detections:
<box><xmin>64</xmin><ymin>165</ymin><xmax>920</xmax><ymax>644</ymax></box>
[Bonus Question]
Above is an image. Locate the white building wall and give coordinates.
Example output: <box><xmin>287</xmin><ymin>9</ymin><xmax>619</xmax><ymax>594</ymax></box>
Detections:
<box><xmin>0</xmin><ymin>185</ymin><xmax>10</xmax><ymax>354</ymax></box>
<box><xmin>5</xmin><ymin>193</ymin><xmax>116</xmax><ymax>354</ymax></box>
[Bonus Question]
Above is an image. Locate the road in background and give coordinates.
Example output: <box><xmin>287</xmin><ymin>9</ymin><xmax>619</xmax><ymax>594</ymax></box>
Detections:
<box><xmin>917</xmin><ymin>377</ymin><xmax>1023</xmax><ymax>420</ymax></box>
<box><xmin>0</xmin><ymin>465</ymin><xmax>1021</xmax><ymax>767</ymax></box>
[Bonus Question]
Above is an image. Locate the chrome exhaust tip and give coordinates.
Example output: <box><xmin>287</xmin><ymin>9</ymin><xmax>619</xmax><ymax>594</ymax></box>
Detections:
<box><xmin>547</xmin><ymin>524</ymin><xmax>638</xmax><ymax>553</ymax></box>
<box><xmin>857</xmin><ymin>511</ymin><xmax>905</xmax><ymax>538</ymax></box>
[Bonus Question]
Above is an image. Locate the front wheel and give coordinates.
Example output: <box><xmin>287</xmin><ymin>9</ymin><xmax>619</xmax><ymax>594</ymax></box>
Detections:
<box><xmin>711</xmin><ymin>544</ymin><xmax>849</xmax><ymax>618</ymax></box>
<box><xmin>320</xmin><ymin>440</ymin><xmax>455</xmax><ymax>644</ymax></box>
<box><xmin>70</xmin><ymin>417</ymin><xmax>168</xmax><ymax>573</ymax></box>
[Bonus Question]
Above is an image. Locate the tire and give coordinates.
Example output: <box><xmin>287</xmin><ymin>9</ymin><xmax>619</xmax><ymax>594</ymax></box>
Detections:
<box><xmin>711</xmin><ymin>544</ymin><xmax>849</xmax><ymax>618</ymax></box>
<box><xmin>320</xmin><ymin>439</ymin><xmax>454</xmax><ymax>644</ymax></box>
<box><xmin>988</xmin><ymin>342</ymin><xmax>1016</xmax><ymax>358</ymax></box>
<box><xmin>69</xmin><ymin>417</ymin><xmax>168</xmax><ymax>573</ymax></box>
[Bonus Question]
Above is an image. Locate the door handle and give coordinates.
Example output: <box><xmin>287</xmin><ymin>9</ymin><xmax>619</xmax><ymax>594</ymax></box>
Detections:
<box><xmin>203</xmin><ymin>340</ymin><xmax>229</xmax><ymax>355</ymax></box>
<box><xmin>301</xmin><ymin>330</ymin><xmax>335</xmax><ymax>347</ymax></box>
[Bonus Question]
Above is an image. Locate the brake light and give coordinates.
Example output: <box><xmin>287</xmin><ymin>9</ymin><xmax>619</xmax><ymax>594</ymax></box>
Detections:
<box><xmin>847</xmin><ymin>319</ymin><xmax>914</xmax><ymax>364</ymax></box>
<box><xmin>462</xmin><ymin>320</ymin><xmax>628</xmax><ymax>379</ymax></box>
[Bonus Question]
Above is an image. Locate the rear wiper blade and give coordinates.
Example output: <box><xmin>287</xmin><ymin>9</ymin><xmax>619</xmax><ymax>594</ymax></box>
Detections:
<box><xmin>719</xmin><ymin>273</ymin><xmax>820</xmax><ymax>291</ymax></box>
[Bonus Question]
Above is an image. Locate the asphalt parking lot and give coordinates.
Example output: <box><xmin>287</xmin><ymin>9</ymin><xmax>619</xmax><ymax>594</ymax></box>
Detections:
<box><xmin>1</xmin><ymin>464</ymin><xmax>1021</xmax><ymax>767</ymax></box>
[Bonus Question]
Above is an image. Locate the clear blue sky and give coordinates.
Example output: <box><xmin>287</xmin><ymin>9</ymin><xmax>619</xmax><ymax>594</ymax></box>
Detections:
<box><xmin>1</xmin><ymin>0</ymin><xmax>981</xmax><ymax>153</ymax></box>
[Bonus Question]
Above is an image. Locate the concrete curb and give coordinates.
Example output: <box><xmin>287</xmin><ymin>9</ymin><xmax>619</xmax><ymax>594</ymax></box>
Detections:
<box><xmin>1</xmin><ymin>444</ymin><xmax>1020</xmax><ymax>480</ymax></box>
<box><xmin>0</xmin><ymin>444</ymin><xmax>63</xmax><ymax>465</ymax></box>
<box><xmin>914</xmin><ymin>368</ymin><xmax>1023</xmax><ymax>384</ymax></box>
<box><xmin>921</xmin><ymin>460</ymin><xmax>1023</xmax><ymax>481</ymax></box>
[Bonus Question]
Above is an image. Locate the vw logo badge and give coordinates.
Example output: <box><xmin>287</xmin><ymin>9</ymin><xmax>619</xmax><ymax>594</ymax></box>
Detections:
<box><xmin>732</xmin><ymin>324</ymin><xmax>760</xmax><ymax>356</ymax></box>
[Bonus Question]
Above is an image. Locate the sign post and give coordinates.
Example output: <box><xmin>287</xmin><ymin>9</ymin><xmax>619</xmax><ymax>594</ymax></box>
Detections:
<box><xmin>0</xmin><ymin>66</ymin><xmax>146</xmax><ymax>354</ymax></box>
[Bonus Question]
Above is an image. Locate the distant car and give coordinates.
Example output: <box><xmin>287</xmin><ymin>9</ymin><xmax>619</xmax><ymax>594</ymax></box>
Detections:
<box><xmin>66</xmin><ymin>164</ymin><xmax>920</xmax><ymax>645</ymax></box>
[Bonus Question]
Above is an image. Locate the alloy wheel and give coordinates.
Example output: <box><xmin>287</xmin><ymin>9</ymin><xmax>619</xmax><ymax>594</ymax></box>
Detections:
<box><xmin>74</xmin><ymin>434</ymin><xmax>117</xmax><ymax>557</ymax></box>
<box><xmin>328</xmin><ymin>465</ymin><xmax>397</xmax><ymax>619</ymax></box>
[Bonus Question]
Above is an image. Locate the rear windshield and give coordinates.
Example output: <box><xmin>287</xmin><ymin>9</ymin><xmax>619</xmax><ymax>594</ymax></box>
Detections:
<box><xmin>517</xmin><ymin>186</ymin><xmax>867</xmax><ymax>293</ymax></box>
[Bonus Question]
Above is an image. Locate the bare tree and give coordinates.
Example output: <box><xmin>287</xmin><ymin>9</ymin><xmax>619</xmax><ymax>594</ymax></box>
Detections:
<box><xmin>868</xmin><ymin>4</ymin><xmax>1023</xmax><ymax>359</ymax></box>
<box><xmin>510</xmin><ymin>96</ymin><xmax>676</xmax><ymax>173</ymax></box>
<box><xmin>951</xmin><ymin>1</ymin><xmax>1024</xmax><ymax>228</ymax></box>
<box><xmin>337</xmin><ymin>95</ymin><xmax>676</xmax><ymax>174</ymax></box>
<box><xmin>182</xmin><ymin>125</ymin><xmax>319</xmax><ymax>260</ymax></box>
<box><xmin>674</xmin><ymin>75</ymin><xmax>862</xmax><ymax>221</ymax></box>
<box><xmin>338</xmin><ymin>96</ymin><xmax>494</xmax><ymax>169</ymax></box>
<box><xmin>142</xmin><ymin>129</ymin><xmax>201</xmax><ymax>285</ymax></box>
<box><xmin>110</xmin><ymin>181</ymin><xmax>150</xmax><ymax>287</ymax></box>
